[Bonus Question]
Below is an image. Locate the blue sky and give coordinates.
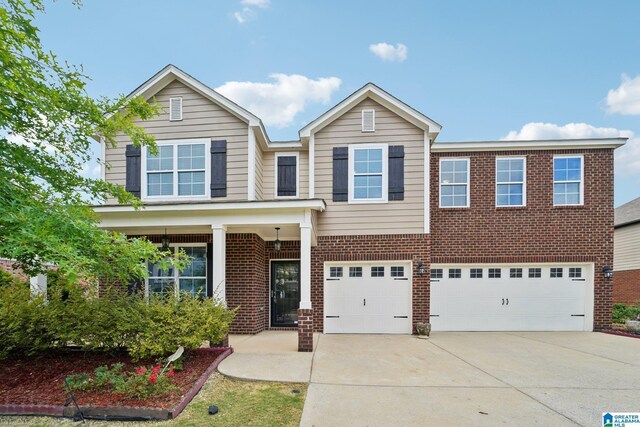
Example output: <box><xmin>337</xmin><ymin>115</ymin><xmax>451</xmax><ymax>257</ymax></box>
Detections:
<box><xmin>35</xmin><ymin>0</ymin><xmax>640</xmax><ymax>206</ymax></box>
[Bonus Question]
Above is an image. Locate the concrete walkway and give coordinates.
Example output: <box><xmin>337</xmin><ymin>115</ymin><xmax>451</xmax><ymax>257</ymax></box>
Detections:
<box><xmin>219</xmin><ymin>331</ymin><xmax>640</xmax><ymax>426</ymax></box>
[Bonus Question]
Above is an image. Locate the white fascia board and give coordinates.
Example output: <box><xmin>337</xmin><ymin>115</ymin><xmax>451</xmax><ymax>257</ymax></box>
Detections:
<box><xmin>93</xmin><ymin>199</ymin><xmax>327</xmax><ymax>214</ymax></box>
<box><xmin>431</xmin><ymin>138</ymin><xmax>628</xmax><ymax>152</ymax></box>
<box><xmin>299</xmin><ymin>83</ymin><xmax>442</xmax><ymax>138</ymax></box>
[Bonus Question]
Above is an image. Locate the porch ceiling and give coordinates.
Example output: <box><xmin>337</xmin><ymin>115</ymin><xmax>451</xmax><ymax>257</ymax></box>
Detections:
<box><xmin>104</xmin><ymin>224</ymin><xmax>302</xmax><ymax>242</ymax></box>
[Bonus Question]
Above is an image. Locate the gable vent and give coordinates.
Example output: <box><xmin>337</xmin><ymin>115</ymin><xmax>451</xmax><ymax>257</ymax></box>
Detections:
<box><xmin>362</xmin><ymin>109</ymin><xmax>375</xmax><ymax>132</ymax></box>
<box><xmin>169</xmin><ymin>97</ymin><xmax>183</xmax><ymax>121</ymax></box>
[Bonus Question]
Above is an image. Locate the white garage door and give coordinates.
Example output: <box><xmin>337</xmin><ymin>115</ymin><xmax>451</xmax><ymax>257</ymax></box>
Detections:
<box><xmin>430</xmin><ymin>264</ymin><xmax>593</xmax><ymax>331</ymax></box>
<box><xmin>324</xmin><ymin>262</ymin><xmax>412</xmax><ymax>334</ymax></box>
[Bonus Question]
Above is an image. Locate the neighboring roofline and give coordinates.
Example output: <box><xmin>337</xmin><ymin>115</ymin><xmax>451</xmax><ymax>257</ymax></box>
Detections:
<box><xmin>615</xmin><ymin>219</ymin><xmax>640</xmax><ymax>229</ymax></box>
<box><xmin>431</xmin><ymin>137</ymin><xmax>627</xmax><ymax>152</ymax></box>
<box><xmin>92</xmin><ymin>198</ymin><xmax>327</xmax><ymax>213</ymax></box>
<box><xmin>97</xmin><ymin>64</ymin><xmax>271</xmax><ymax>144</ymax></box>
<box><xmin>299</xmin><ymin>82</ymin><xmax>442</xmax><ymax>139</ymax></box>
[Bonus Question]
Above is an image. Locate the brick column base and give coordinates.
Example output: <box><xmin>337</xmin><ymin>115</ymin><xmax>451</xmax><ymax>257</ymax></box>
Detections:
<box><xmin>210</xmin><ymin>335</ymin><xmax>229</xmax><ymax>348</ymax></box>
<box><xmin>298</xmin><ymin>308</ymin><xmax>313</xmax><ymax>352</ymax></box>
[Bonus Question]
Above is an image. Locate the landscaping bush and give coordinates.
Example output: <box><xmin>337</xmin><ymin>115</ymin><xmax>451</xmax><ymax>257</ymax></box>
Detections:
<box><xmin>0</xmin><ymin>283</ymin><xmax>235</xmax><ymax>360</ymax></box>
<box><xmin>0</xmin><ymin>268</ymin><xmax>27</xmax><ymax>287</ymax></box>
<box><xmin>612</xmin><ymin>303</ymin><xmax>640</xmax><ymax>324</ymax></box>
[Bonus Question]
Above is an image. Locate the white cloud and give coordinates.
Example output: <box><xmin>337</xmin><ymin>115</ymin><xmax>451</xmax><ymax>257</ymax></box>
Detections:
<box><xmin>606</xmin><ymin>74</ymin><xmax>640</xmax><ymax>115</ymax></box>
<box><xmin>503</xmin><ymin>122</ymin><xmax>640</xmax><ymax>176</ymax></box>
<box><xmin>241</xmin><ymin>0</ymin><xmax>270</xmax><ymax>7</ymax></box>
<box><xmin>216</xmin><ymin>74</ymin><xmax>341</xmax><ymax>128</ymax></box>
<box><xmin>369</xmin><ymin>42</ymin><xmax>408</xmax><ymax>62</ymax></box>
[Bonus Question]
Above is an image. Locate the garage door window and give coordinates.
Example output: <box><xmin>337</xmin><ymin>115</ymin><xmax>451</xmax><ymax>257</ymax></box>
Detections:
<box><xmin>449</xmin><ymin>268</ymin><xmax>462</xmax><ymax>278</ymax></box>
<box><xmin>550</xmin><ymin>267</ymin><xmax>563</xmax><ymax>278</ymax></box>
<box><xmin>509</xmin><ymin>268</ymin><xmax>523</xmax><ymax>278</ymax></box>
<box><xmin>470</xmin><ymin>268</ymin><xmax>483</xmax><ymax>278</ymax></box>
<box><xmin>330</xmin><ymin>267</ymin><xmax>343</xmax><ymax>278</ymax></box>
<box><xmin>349</xmin><ymin>267</ymin><xmax>363</xmax><ymax>277</ymax></box>
<box><xmin>431</xmin><ymin>269</ymin><xmax>443</xmax><ymax>279</ymax></box>
<box><xmin>488</xmin><ymin>268</ymin><xmax>501</xmax><ymax>278</ymax></box>
<box><xmin>569</xmin><ymin>267</ymin><xmax>582</xmax><ymax>278</ymax></box>
<box><xmin>528</xmin><ymin>268</ymin><xmax>542</xmax><ymax>278</ymax></box>
<box><xmin>391</xmin><ymin>266</ymin><xmax>404</xmax><ymax>277</ymax></box>
<box><xmin>371</xmin><ymin>266</ymin><xmax>384</xmax><ymax>277</ymax></box>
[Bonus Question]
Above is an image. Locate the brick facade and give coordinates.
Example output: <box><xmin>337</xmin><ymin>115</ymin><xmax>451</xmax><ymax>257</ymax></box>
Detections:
<box><xmin>311</xmin><ymin>234</ymin><xmax>430</xmax><ymax>333</ymax></box>
<box><xmin>297</xmin><ymin>308</ymin><xmax>314</xmax><ymax>351</ymax></box>
<box><xmin>0</xmin><ymin>258</ymin><xmax>29</xmax><ymax>282</ymax></box>
<box><xmin>430</xmin><ymin>149</ymin><xmax>615</xmax><ymax>329</ymax></box>
<box><xmin>613</xmin><ymin>269</ymin><xmax>640</xmax><ymax>305</ymax></box>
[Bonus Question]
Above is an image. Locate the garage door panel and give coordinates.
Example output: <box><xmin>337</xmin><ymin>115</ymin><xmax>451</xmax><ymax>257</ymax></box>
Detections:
<box><xmin>430</xmin><ymin>265</ymin><xmax>591</xmax><ymax>332</ymax></box>
<box><xmin>324</xmin><ymin>262</ymin><xmax>412</xmax><ymax>334</ymax></box>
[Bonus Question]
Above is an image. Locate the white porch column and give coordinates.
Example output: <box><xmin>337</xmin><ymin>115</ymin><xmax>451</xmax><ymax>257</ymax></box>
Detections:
<box><xmin>300</xmin><ymin>223</ymin><xmax>312</xmax><ymax>309</ymax></box>
<box><xmin>212</xmin><ymin>225</ymin><xmax>227</xmax><ymax>304</ymax></box>
<box><xmin>30</xmin><ymin>274</ymin><xmax>47</xmax><ymax>299</ymax></box>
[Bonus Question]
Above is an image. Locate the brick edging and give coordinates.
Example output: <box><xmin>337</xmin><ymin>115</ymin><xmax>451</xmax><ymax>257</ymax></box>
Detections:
<box><xmin>0</xmin><ymin>348</ymin><xmax>233</xmax><ymax>421</ymax></box>
<box><xmin>600</xmin><ymin>330</ymin><xmax>640</xmax><ymax>340</ymax></box>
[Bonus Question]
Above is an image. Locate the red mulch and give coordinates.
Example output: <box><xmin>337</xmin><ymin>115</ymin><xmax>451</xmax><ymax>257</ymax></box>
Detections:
<box><xmin>0</xmin><ymin>348</ymin><xmax>225</xmax><ymax>409</ymax></box>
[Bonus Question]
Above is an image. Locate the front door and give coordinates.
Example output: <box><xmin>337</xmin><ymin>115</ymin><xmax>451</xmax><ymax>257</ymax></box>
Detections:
<box><xmin>271</xmin><ymin>261</ymin><xmax>301</xmax><ymax>327</ymax></box>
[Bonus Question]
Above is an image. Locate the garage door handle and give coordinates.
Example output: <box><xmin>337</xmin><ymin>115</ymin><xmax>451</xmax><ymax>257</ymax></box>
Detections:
<box><xmin>429</xmin><ymin>314</ymin><xmax>440</xmax><ymax>317</ymax></box>
<box><xmin>394</xmin><ymin>277</ymin><xmax>409</xmax><ymax>281</ymax></box>
<box><xmin>571</xmin><ymin>314</ymin><xmax>585</xmax><ymax>317</ymax></box>
<box><xmin>326</xmin><ymin>278</ymin><xmax>340</xmax><ymax>281</ymax></box>
<box><xmin>572</xmin><ymin>279</ymin><xmax>585</xmax><ymax>282</ymax></box>
<box><xmin>326</xmin><ymin>315</ymin><xmax>340</xmax><ymax>318</ymax></box>
<box><xmin>394</xmin><ymin>316</ymin><xmax>408</xmax><ymax>318</ymax></box>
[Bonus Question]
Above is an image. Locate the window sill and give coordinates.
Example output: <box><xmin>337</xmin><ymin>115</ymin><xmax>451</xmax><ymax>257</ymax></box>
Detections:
<box><xmin>348</xmin><ymin>199</ymin><xmax>389</xmax><ymax>205</ymax></box>
<box><xmin>553</xmin><ymin>205</ymin><xmax>585</xmax><ymax>209</ymax></box>
<box><xmin>438</xmin><ymin>207</ymin><xmax>469</xmax><ymax>211</ymax></box>
<box><xmin>495</xmin><ymin>205</ymin><xmax>528</xmax><ymax>210</ymax></box>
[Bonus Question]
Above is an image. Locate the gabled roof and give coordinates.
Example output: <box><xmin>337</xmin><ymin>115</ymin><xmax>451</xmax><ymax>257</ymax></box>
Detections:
<box><xmin>615</xmin><ymin>196</ymin><xmax>640</xmax><ymax>228</ymax></box>
<box><xmin>119</xmin><ymin>64</ymin><xmax>270</xmax><ymax>144</ymax></box>
<box><xmin>298</xmin><ymin>82</ymin><xmax>442</xmax><ymax>140</ymax></box>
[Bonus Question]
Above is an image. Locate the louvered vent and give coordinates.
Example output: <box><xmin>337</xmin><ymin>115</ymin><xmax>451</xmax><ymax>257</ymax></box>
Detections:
<box><xmin>362</xmin><ymin>109</ymin><xmax>375</xmax><ymax>132</ymax></box>
<box><xmin>169</xmin><ymin>97</ymin><xmax>183</xmax><ymax>121</ymax></box>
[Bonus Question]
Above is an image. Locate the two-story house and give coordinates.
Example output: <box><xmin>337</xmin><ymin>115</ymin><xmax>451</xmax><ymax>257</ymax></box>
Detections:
<box><xmin>94</xmin><ymin>65</ymin><xmax>625</xmax><ymax>351</ymax></box>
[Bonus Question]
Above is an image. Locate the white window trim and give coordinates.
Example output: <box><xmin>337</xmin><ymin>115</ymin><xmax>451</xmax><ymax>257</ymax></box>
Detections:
<box><xmin>348</xmin><ymin>143</ymin><xmax>388</xmax><ymax>204</ymax></box>
<box><xmin>439</xmin><ymin>157</ymin><xmax>470</xmax><ymax>208</ymax></box>
<box><xmin>146</xmin><ymin>243</ymin><xmax>208</xmax><ymax>299</ymax></box>
<box><xmin>169</xmin><ymin>97</ymin><xmax>183</xmax><ymax>121</ymax></box>
<box><xmin>495</xmin><ymin>156</ymin><xmax>527</xmax><ymax>207</ymax></box>
<box><xmin>141</xmin><ymin>138</ymin><xmax>211</xmax><ymax>202</ymax></box>
<box><xmin>361</xmin><ymin>109</ymin><xmax>375</xmax><ymax>132</ymax></box>
<box><xmin>553</xmin><ymin>154</ymin><xmax>584</xmax><ymax>206</ymax></box>
<box><xmin>274</xmin><ymin>152</ymin><xmax>300</xmax><ymax>199</ymax></box>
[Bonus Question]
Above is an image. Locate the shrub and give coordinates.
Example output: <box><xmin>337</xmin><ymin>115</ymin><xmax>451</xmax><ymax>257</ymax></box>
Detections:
<box><xmin>612</xmin><ymin>303</ymin><xmax>640</xmax><ymax>324</ymax></box>
<box><xmin>0</xmin><ymin>268</ymin><xmax>27</xmax><ymax>287</ymax></box>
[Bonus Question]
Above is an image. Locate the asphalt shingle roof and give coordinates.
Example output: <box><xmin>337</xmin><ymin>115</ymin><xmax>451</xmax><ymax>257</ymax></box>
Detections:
<box><xmin>615</xmin><ymin>197</ymin><xmax>640</xmax><ymax>227</ymax></box>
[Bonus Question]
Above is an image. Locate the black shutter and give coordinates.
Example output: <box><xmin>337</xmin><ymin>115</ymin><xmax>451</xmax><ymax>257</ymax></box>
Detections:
<box><xmin>125</xmin><ymin>144</ymin><xmax>141</xmax><ymax>197</ymax></box>
<box><xmin>210</xmin><ymin>140</ymin><xmax>227</xmax><ymax>198</ymax></box>
<box><xmin>206</xmin><ymin>242</ymin><xmax>213</xmax><ymax>298</ymax></box>
<box><xmin>277</xmin><ymin>155</ymin><xmax>297</xmax><ymax>197</ymax></box>
<box><xmin>388</xmin><ymin>145</ymin><xmax>405</xmax><ymax>201</ymax></box>
<box><xmin>332</xmin><ymin>147</ymin><xmax>348</xmax><ymax>202</ymax></box>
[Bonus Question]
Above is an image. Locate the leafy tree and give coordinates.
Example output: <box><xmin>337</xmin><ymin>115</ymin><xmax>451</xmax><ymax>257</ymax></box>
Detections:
<box><xmin>0</xmin><ymin>0</ymin><xmax>181</xmax><ymax>282</ymax></box>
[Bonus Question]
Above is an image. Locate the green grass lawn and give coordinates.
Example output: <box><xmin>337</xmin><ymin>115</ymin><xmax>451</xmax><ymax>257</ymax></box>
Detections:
<box><xmin>0</xmin><ymin>374</ymin><xmax>307</xmax><ymax>427</ymax></box>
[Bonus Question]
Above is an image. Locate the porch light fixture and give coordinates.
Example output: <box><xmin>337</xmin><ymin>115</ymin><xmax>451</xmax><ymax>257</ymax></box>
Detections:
<box><xmin>161</xmin><ymin>228</ymin><xmax>171</xmax><ymax>252</ymax></box>
<box><xmin>602</xmin><ymin>266</ymin><xmax>613</xmax><ymax>280</ymax></box>
<box><xmin>274</xmin><ymin>227</ymin><xmax>281</xmax><ymax>252</ymax></box>
<box><xmin>417</xmin><ymin>260</ymin><xmax>425</xmax><ymax>276</ymax></box>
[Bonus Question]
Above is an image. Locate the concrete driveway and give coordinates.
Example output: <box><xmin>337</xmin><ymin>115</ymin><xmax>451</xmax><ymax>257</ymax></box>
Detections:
<box><xmin>300</xmin><ymin>332</ymin><xmax>640</xmax><ymax>427</ymax></box>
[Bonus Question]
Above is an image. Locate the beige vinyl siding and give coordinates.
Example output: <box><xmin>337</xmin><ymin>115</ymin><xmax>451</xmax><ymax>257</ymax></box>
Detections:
<box><xmin>262</xmin><ymin>151</ymin><xmax>309</xmax><ymax>199</ymax></box>
<box><xmin>105</xmin><ymin>79</ymin><xmax>249</xmax><ymax>203</ymax></box>
<box><xmin>614</xmin><ymin>223</ymin><xmax>640</xmax><ymax>270</ymax></box>
<box><xmin>255</xmin><ymin>139</ymin><xmax>264</xmax><ymax>200</ymax></box>
<box><xmin>314</xmin><ymin>98</ymin><xmax>425</xmax><ymax>236</ymax></box>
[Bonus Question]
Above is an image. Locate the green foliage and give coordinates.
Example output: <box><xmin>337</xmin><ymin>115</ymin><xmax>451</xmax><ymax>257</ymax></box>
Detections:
<box><xmin>0</xmin><ymin>0</ymin><xmax>176</xmax><ymax>283</ymax></box>
<box><xmin>612</xmin><ymin>303</ymin><xmax>640</xmax><ymax>324</ymax></box>
<box><xmin>0</xmin><ymin>268</ymin><xmax>27</xmax><ymax>287</ymax></box>
<box><xmin>64</xmin><ymin>363</ymin><xmax>178</xmax><ymax>399</ymax></box>
<box><xmin>0</xmin><ymin>283</ymin><xmax>235</xmax><ymax>360</ymax></box>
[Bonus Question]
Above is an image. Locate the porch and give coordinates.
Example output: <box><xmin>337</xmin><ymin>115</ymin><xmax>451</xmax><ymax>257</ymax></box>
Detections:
<box><xmin>94</xmin><ymin>199</ymin><xmax>326</xmax><ymax>352</ymax></box>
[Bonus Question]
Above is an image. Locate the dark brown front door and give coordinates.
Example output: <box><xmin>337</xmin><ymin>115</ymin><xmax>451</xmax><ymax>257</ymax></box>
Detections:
<box><xmin>271</xmin><ymin>261</ymin><xmax>300</xmax><ymax>327</ymax></box>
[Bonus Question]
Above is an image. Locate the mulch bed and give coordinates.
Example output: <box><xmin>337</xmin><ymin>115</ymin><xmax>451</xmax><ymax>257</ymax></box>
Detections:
<box><xmin>0</xmin><ymin>348</ymin><xmax>226</xmax><ymax>409</ymax></box>
<box><xmin>601</xmin><ymin>330</ymin><xmax>640</xmax><ymax>339</ymax></box>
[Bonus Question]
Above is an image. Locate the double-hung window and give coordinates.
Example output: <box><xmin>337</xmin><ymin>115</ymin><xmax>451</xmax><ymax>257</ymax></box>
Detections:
<box><xmin>144</xmin><ymin>140</ymin><xmax>209</xmax><ymax>199</ymax></box>
<box><xmin>348</xmin><ymin>144</ymin><xmax>388</xmax><ymax>202</ymax></box>
<box><xmin>496</xmin><ymin>157</ymin><xmax>526</xmax><ymax>206</ymax></box>
<box><xmin>440</xmin><ymin>158</ymin><xmax>469</xmax><ymax>208</ymax></box>
<box><xmin>147</xmin><ymin>245</ymin><xmax>207</xmax><ymax>298</ymax></box>
<box><xmin>553</xmin><ymin>156</ymin><xmax>583</xmax><ymax>206</ymax></box>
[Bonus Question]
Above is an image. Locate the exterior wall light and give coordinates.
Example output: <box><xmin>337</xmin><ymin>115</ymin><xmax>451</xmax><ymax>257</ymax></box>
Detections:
<box><xmin>602</xmin><ymin>266</ymin><xmax>613</xmax><ymax>280</ymax></box>
<box><xmin>161</xmin><ymin>228</ymin><xmax>171</xmax><ymax>252</ymax></box>
<box><xmin>274</xmin><ymin>227</ymin><xmax>281</xmax><ymax>252</ymax></box>
<box><xmin>417</xmin><ymin>260</ymin><xmax>425</xmax><ymax>276</ymax></box>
